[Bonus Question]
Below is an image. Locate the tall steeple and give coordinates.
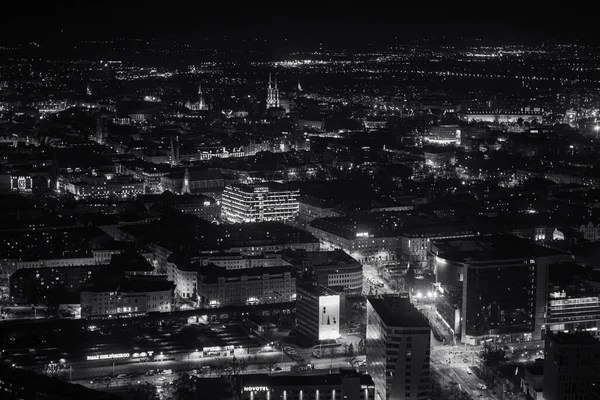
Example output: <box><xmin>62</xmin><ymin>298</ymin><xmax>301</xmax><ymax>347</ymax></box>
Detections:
<box><xmin>267</xmin><ymin>73</ymin><xmax>280</xmax><ymax>108</ymax></box>
<box><xmin>170</xmin><ymin>136</ymin><xmax>179</xmax><ymax>166</ymax></box>
<box><xmin>198</xmin><ymin>83</ymin><xmax>205</xmax><ymax>110</ymax></box>
<box><xmin>182</xmin><ymin>168</ymin><xmax>191</xmax><ymax>194</ymax></box>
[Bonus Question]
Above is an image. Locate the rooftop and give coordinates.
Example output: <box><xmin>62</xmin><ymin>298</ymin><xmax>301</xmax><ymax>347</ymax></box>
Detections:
<box><xmin>238</xmin><ymin>370</ymin><xmax>374</xmax><ymax>388</ymax></box>
<box><xmin>297</xmin><ymin>282</ymin><xmax>340</xmax><ymax>297</ymax></box>
<box><xmin>431</xmin><ymin>234</ymin><xmax>563</xmax><ymax>263</ymax></box>
<box><xmin>546</xmin><ymin>332</ymin><xmax>600</xmax><ymax>345</ymax></box>
<box><xmin>368</xmin><ymin>296</ymin><xmax>430</xmax><ymax>329</ymax></box>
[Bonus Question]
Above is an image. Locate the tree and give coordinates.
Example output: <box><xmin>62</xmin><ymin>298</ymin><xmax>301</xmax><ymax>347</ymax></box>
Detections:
<box><xmin>358</xmin><ymin>339</ymin><xmax>366</xmax><ymax>355</ymax></box>
<box><xmin>260</xmin><ymin>359</ymin><xmax>279</xmax><ymax>374</ymax></box>
<box><xmin>126</xmin><ymin>383</ymin><xmax>160</xmax><ymax>400</ymax></box>
<box><xmin>167</xmin><ymin>373</ymin><xmax>196</xmax><ymax>400</ymax></box>
<box><xmin>480</xmin><ymin>343</ymin><xmax>507</xmax><ymax>369</ymax></box>
<box><xmin>348</xmin><ymin>343</ymin><xmax>355</xmax><ymax>358</ymax></box>
<box><xmin>405</xmin><ymin>265</ymin><xmax>416</xmax><ymax>290</ymax></box>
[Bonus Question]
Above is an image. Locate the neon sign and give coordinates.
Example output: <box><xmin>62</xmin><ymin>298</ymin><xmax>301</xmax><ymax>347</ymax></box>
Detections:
<box><xmin>244</xmin><ymin>386</ymin><xmax>269</xmax><ymax>392</ymax></box>
<box><xmin>87</xmin><ymin>353</ymin><xmax>131</xmax><ymax>361</ymax></box>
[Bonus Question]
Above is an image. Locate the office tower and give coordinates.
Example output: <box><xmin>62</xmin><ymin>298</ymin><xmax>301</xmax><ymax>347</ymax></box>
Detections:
<box><xmin>367</xmin><ymin>296</ymin><xmax>431</xmax><ymax>400</ymax></box>
<box><xmin>221</xmin><ymin>183</ymin><xmax>299</xmax><ymax>223</ymax></box>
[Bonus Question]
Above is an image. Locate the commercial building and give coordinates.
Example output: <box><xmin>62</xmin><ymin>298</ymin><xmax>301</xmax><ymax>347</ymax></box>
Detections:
<box><xmin>221</xmin><ymin>183</ymin><xmax>300</xmax><ymax>223</ymax></box>
<box><xmin>543</xmin><ymin>332</ymin><xmax>600</xmax><ymax>400</ymax></box>
<box><xmin>308</xmin><ymin>214</ymin><xmax>404</xmax><ymax>265</ymax></box>
<box><xmin>234</xmin><ymin>370</ymin><xmax>375</xmax><ymax>400</ymax></box>
<box><xmin>197</xmin><ymin>265</ymin><xmax>296</xmax><ymax>308</ymax></box>
<box><xmin>63</xmin><ymin>175</ymin><xmax>144</xmax><ymax>200</ymax></box>
<box><xmin>80</xmin><ymin>276</ymin><xmax>174</xmax><ymax>318</ymax></box>
<box><xmin>367</xmin><ymin>296</ymin><xmax>431</xmax><ymax>400</ymax></box>
<box><xmin>431</xmin><ymin>234</ymin><xmax>569</xmax><ymax>345</ymax></box>
<box><xmin>283</xmin><ymin>249</ymin><xmax>363</xmax><ymax>296</ymax></box>
<box><xmin>544</xmin><ymin>290</ymin><xmax>600</xmax><ymax>336</ymax></box>
<box><xmin>296</xmin><ymin>282</ymin><xmax>341</xmax><ymax>342</ymax></box>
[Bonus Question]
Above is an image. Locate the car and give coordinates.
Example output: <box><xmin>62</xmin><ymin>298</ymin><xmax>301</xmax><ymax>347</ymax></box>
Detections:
<box><xmin>116</xmin><ymin>374</ymin><xmax>127</xmax><ymax>379</ymax></box>
<box><xmin>162</xmin><ymin>369</ymin><xmax>173</xmax><ymax>375</ymax></box>
<box><xmin>145</xmin><ymin>370</ymin><xmax>155</xmax><ymax>376</ymax></box>
<box><xmin>158</xmin><ymin>377</ymin><xmax>166</xmax><ymax>382</ymax></box>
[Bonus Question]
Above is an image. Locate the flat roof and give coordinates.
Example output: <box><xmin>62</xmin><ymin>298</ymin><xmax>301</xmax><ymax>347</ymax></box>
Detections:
<box><xmin>431</xmin><ymin>234</ymin><xmax>562</xmax><ymax>263</ymax></box>
<box><xmin>368</xmin><ymin>296</ymin><xmax>430</xmax><ymax>329</ymax></box>
<box><xmin>238</xmin><ymin>370</ymin><xmax>374</xmax><ymax>388</ymax></box>
<box><xmin>546</xmin><ymin>332</ymin><xmax>600</xmax><ymax>345</ymax></box>
<box><xmin>297</xmin><ymin>282</ymin><xmax>340</xmax><ymax>297</ymax></box>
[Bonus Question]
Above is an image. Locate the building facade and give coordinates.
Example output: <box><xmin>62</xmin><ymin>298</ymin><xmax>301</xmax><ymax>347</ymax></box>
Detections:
<box><xmin>543</xmin><ymin>332</ymin><xmax>600</xmax><ymax>400</ymax></box>
<box><xmin>221</xmin><ymin>184</ymin><xmax>300</xmax><ymax>223</ymax></box>
<box><xmin>198</xmin><ymin>265</ymin><xmax>296</xmax><ymax>308</ymax></box>
<box><xmin>235</xmin><ymin>370</ymin><xmax>375</xmax><ymax>400</ymax></box>
<box><xmin>296</xmin><ymin>283</ymin><xmax>341</xmax><ymax>343</ymax></box>
<box><xmin>367</xmin><ymin>296</ymin><xmax>431</xmax><ymax>400</ymax></box>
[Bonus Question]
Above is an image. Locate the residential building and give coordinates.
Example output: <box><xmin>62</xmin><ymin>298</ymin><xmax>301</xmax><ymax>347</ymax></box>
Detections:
<box><xmin>367</xmin><ymin>296</ymin><xmax>431</xmax><ymax>400</ymax></box>
<box><xmin>197</xmin><ymin>265</ymin><xmax>296</xmax><ymax>308</ymax></box>
<box><xmin>80</xmin><ymin>276</ymin><xmax>174</xmax><ymax>318</ymax></box>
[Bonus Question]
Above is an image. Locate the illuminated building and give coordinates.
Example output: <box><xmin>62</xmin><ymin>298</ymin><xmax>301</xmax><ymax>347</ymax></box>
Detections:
<box><xmin>544</xmin><ymin>291</ymin><xmax>600</xmax><ymax>336</ymax></box>
<box><xmin>63</xmin><ymin>175</ymin><xmax>144</xmax><ymax>200</ymax></box>
<box><xmin>197</xmin><ymin>265</ymin><xmax>296</xmax><ymax>307</ymax></box>
<box><xmin>543</xmin><ymin>332</ymin><xmax>600</xmax><ymax>400</ymax></box>
<box><xmin>266</xmin><ymin>73</ymin><xmax>280</xmax><ymax>109</ymax></box>
<box><xmin>296</xmin><ymin>282</ymin><xmax>340</xmax><ymax>342</ymax></box>
<box><xmin>221</xmin><ymin>184</ymin><xmax>299</xmax><ymax>224</ymax></box>
<box><xmin>159</xmin><ymin>168</ymin><xmax>224</xmax><ymax>195</ymax></box>
<box><xmin>307</xmin><ymin>215</ymin><xmax>403</xmax><ymax>264</ymax></box>
<box><xmin>185</xmin><ymin>83</ymin><xmax>209</xmax><ymax>111</ymax></box>
<box><xmin>431</xmin><ymin>234</ymin><xmax>569</xmax><ymax>345</ymax></box>
<box><xmin>10</xmin><ymin>175</ymin><xmax>32</xmax><ymax>193</ymax></box>
<box><xmin>234</xmin><ymin>370</ymin><xmax>375</xmax><ymax>400</ymax></box>
<box><xmin>367</xmin><ymin>296</ymin><xmax>431</xmax><ymax>400</ymax></box>
<box><xmin>283</xmin><ymin>250</ymin><xmax>363</xmax><ymax>296</ymax></box>
<box><xmin>80</xmin><ymin>276</ymin><xmax>174</xmax><ymax>318</ymax></box>
<box><xmin>423</xmin><ymin>125</ymin><xmax>461</xmax><ymax>146</ymax></box>
<box><xmin>459</xmin><ymin>109</ymin><xmax>544</xmax><ymax>123</ymax></box>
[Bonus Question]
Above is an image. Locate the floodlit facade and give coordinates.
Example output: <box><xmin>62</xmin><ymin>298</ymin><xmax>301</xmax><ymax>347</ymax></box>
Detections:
<box><xmin>296</xmin><ymin>282</ymin><xmax>341</xmax><ymax>342</ymax></box>
<box><xmin>221</xmin><ymin>184</ymin><xmax>299</xmax><ymax>223</ymax></box>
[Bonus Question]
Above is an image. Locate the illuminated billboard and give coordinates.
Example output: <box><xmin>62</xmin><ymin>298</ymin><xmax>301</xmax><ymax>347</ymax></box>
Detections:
<box><xmin>58</xmin><ymin>304</ymin><xmax>81</xmax><ymax>319</ymax></box>
<box><xmin>318</xmin><ymin>295</ymin><xmax>340</xmax><ymax>340</ymax></box>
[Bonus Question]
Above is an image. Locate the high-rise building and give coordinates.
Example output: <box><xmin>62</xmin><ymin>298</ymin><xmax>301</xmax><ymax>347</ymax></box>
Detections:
<box><xmin>367</xmin><ymin>296</ymin><xmax>431</xmax><ymax>400</ymax></box>
<box><xmin>543</xmin><ymin>332</ymin><xmax>600</xmax><ymax>400</ymax></box>
<box><xmin>432</xmin><ymin>234</ymin><xmax>569</xmax><ymax>345</ymax></box>
<box><xmin>296</xmin><ymin>282</ymin><xmax>341</xmax><ymax>342</ymax></box>
<box><xmin>221</xmin><ymin>183</ymin><xmax>299</xmax><ymax>223</ymax></box>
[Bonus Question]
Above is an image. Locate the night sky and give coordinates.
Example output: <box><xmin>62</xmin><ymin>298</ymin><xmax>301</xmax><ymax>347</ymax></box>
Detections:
<box><xmin>3</xmin><ymin>3</ymin><xmax>599</xmax><ymax>44</ymax></box>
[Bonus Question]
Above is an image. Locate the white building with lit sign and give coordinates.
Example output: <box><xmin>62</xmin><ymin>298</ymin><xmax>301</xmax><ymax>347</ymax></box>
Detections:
<box><xmin>296</xmin><ymin>283</ymin><xmax>340</xmax><ymax>342</ymax></box>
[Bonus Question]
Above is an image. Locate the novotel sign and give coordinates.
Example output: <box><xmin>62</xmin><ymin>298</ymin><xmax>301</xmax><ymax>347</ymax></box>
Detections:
<box><xmin>243</xmin><ymin>386</ymin><xmax>269</xmax><ymax>392</ymax></box>
<box><xmin>87</xmin><ymin>353</ymin><xmax>131</xmax><ymax>361</ymax></box>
